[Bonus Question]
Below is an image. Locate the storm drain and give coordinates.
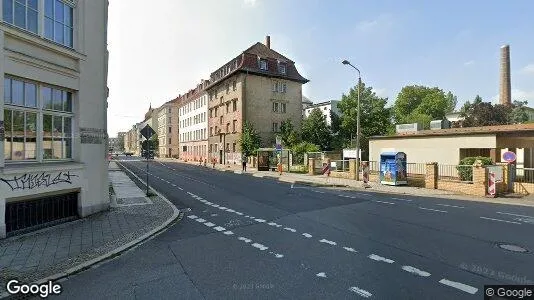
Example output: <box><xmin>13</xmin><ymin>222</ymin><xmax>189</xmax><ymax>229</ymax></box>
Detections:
<box><xmin>498</xmin><ymin>243</ymin><xmax>529</xmax><ymax>253</ymax></box>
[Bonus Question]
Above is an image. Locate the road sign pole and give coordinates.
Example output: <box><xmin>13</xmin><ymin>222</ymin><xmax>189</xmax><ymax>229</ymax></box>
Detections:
<box><xmin>146</xmin><ymin>137</ymin><xmax>150</xmax><ymax>196</ymax></box>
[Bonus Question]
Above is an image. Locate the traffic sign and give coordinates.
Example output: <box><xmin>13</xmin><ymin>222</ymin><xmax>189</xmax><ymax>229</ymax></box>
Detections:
<box><xmin>140</xmin><ymin>125</ymin><xmax>155</xmax><ymax>140</ymax></box>
<box><xmin>502</xmin><ymin>151</ymin><xmax>517</xmax><ymax>163</ymax></box>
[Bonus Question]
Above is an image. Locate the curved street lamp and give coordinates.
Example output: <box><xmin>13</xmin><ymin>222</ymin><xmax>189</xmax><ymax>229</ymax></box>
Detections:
<box><xmin>342</xmin><ymin>60</ymin><xmax>361</xmax><ymax>181</ymax></box>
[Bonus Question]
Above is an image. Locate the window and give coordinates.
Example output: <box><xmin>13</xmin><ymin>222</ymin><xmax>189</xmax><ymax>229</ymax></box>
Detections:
<box><xmin>259</xmin><ymin>59</ymin><xmax>268</xmax><ymax>70</ymax></box>
<box><xmin>168</xmin><ymin>107</ymin><xmax>172</xmax><ymax>113</ymax></box>
<box><xmin>215</xmin><ymin>107</ymin><xmax>218</xmax><ymax>117</ymax></box>
<box><xmin>233</xmin><ymin>120</ymin><xmax>237</xmax><ymax>132</ymax></box>
<box><xmin>220</xmin><ymin>116</ymin><xmax>223</xmax><ymax>125</ymax></box>
<box><xmin>281</xmin><ymin>103</ymin><xmax>286</xmax><ymax>113</ymax></box>
<box><xmin>279</xmin><ymin>63</ymin><xmax>287</xmax><ymax>74</ymax></box>
<box><xmin>226</xmin><ymin>123</ymin><xmax>230</xmax><ymax>133</ymax></box>
<box><xmin>232</xmin><ymin>99</ymin><xmax>237</xmax><ymax>112</ymax></box>
<box><xmin>232</xmin><ymin>81</ymin><xmax>237</xmax><ymax>91</ymax></box>
<box><xmin>2</xmin><ymin>0</ymin><xmax>39</xmax><ymax>34</ymax></box>
<box><xmin>215</xmin><ymin>126</ymin><xmax>218</xmax><ymax>134</ymax></box>
<box><xmin>168</xmin><ymin>127</ymin><xmax>172</xmax><ymax>133</ymax></box>
<box><xmin>44</xmin><ymin>0</ymin><xmax>73</xmax><ymax>47</ymax></box>
<box><xmin>272</xmin><ymin>82</ymin><xmax>278</xmax><ymax>92</ymax></box>
<box><xmin>226</xmin><ymin>143</ymin><xmax>230</xmax><ymax>152</ymax></box>
<box><xmin>282</xmin><ymin>83</ymin><xmax>287</xmax><ymax>93</ymax></box>
<box><xmin>232</xmin><ymin>142</ymin><xmax>236</xmax><ymax>152</ymax></box>
<box><xmin>226</xmin><ymin>84</ymin><xmax>229</xmax><ymax>94</ymax></box>
<box><xmin>272</xmin><ymin>122</ymin><xmax>278</xmax><ymax>132</ymax></box>
<box><xmin>209</xmin><ymin>109</ymin><xmax>212</xmax><ymax>118</ymax></box>
<box><xmin>226</xmin><ymin>102</ymin><xmax>229</xmax><ymax>113</ymax></box>
<box><xmin>273</xmin><ymin>102</ymin><xmax>279</xmax><ymax>112</ymax></box>
<box><xmin>4</xmin><ymin>77</ymin><xmax>73</xmax><ymax>161</ymax></box>
<box><xmin>210</xmin><ymin>127</ymin><xmax>213</xmax><ymax>136</ymax></box>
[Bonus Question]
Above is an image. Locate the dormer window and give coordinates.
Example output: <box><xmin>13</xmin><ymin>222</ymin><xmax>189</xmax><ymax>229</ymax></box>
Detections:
<box><xmin>279</xmin><ymin>63</ymin><xmax>287</xmax><ymax>74</ymax></box>
<box><xmin>259</xmin><ymin>59</ymin><xmax>268</xmax><ymax>70</ymax></box>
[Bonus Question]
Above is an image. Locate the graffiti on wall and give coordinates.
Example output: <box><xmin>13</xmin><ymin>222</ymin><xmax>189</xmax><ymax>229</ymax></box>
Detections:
<box><xmin>80</xmin><ymin>127</ymin><xmax>107</xmax><ymax>144</ymax></box>
<box><xmin>0</xmin><ymin>171</ymin><xmax>79</xmax><ymax>191</ymax></box>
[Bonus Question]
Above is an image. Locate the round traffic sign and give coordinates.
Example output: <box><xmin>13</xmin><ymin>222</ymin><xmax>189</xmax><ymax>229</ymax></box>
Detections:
<box><xmin>502</xmin><ymin>151</ymin><xmax>516</xmax><ymax>162</ymax></box>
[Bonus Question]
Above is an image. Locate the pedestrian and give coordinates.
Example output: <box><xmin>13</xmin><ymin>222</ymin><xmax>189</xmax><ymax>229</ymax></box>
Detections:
<box><xmin>242</xmin><ymin>155</ymin><xmax>247</xmax><ymax>172</ymax></box>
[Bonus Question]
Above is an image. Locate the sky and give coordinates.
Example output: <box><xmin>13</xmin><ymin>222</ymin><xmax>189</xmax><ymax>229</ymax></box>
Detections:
<box><xmin>107</xmin><ymin>0</ymin><xmax>534</xmax><ymax>137</ymax></box>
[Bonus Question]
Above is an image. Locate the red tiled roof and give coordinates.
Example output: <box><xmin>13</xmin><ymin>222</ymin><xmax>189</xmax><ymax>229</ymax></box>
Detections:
<box><xmin>371</xmin><ymin>123</ymin><xmax>534</xmax><ymax>139</ymax></box>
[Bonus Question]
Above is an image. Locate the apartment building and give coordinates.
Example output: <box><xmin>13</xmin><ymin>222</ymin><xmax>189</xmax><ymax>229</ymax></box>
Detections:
<box><xmin>116</xmin><ymin>131</ymin><xmax>126</xmax><ymax>151</ymax></box>
<box><xmin>303</xmin><ymin>100</ymin><xmax>341</xmax><ymax>125</ymax></box>
<box><xmin>124</xmin><ymin>122</ymin><xmax>140</xmax><ymax>154</ymax></box>
<box><xmin>179</xmin><ymin>80</ymin><xmax>209</xmax><ymax>161</ymax></box>
<box><xmin>206</xmin><ymin>36</ymin><xmax>308</xmax><ymax>164</ymax></box>
<box><xmin>157</xmin><ymin>101</ymin><xmax>179</xmax><ymax>158</ymax></box>
<box><xmin>0</xmin><ymin>0</ymin><xmax>109</xmax><ymax>237</ymax></box>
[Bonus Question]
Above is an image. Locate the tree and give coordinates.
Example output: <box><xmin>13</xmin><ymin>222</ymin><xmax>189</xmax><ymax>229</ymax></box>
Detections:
<box><xmin>141</xmin><ymin>133</ymin><xmax>158</xmax><ymax>155</ymax></box>
<box><xmin>301</xmin><ymin>108</ymin><xmax>332</xmax><ymax>150</ymax></box>
<box><xmin>510</xmin><ymin>100</ymin><xmax>530</xmax><ymax>124</ymax></box>
<box><xmin>329</xmin><ymin>111</ymin><xmax>344</xmax><ymax>150</ymax></box>
<box><xmin>280</xmin><ymin>119</ymin><xmax>300</xmax><ymax>148</ymax></box>
<box><xmin>291</xmin><ymin>141</ymin><xmax>320</xmax><ymax>165</ymax></box>
<box><xmin>338</xmin><ymin>81</ymin><xmax>392</xmax><ymax>158</ymax></box>
<box><xmin>393</xmin><ymin>85</ymin><xmax>457</xmax><ymax>129</ymax></box>
<box><xmin>460</xmin><ymin>96</ymin><xmax>512</xmax><ymax>127</ymax></box>
<box><xmin>239</xmin><ymin>121</ymin><xmax>261</xmax><ymax>157</ymax></box>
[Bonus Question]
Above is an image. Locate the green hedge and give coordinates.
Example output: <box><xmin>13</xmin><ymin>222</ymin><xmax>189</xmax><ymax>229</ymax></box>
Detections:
<box><xmin>456</xmin><ymin>156</ymin><xmax>493</xmax><ymax>181</ymax></box>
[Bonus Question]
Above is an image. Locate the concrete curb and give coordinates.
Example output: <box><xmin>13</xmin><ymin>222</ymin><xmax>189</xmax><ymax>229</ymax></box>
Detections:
<box><xmin>0</xmin><ymin>162</ymin><xmax>181</xmax><ymax>299</ymax></box>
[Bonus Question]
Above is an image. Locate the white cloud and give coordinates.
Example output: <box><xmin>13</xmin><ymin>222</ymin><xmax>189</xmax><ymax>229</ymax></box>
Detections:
<box><xmin>491</xmin><ymin>89</ymin><xmax>534</xmax><ymax>104</ymax></box>
<box><xmin>356</xmin><ymin>13</ymin><xmax>394</xmax><ymax>33</ymax></box>
<box><xmin>244</xmin><ymin>0</ymin><xmax>257</xmax><ymax>6</ymax></box>
<box><xmin>464</xmin><ymin>60</ymin><xmax>474</xmax><ymax>66</ymax></box>
<box><xmin>521</xmin><ymin>64</ymin><xmax>534</xmax><ymax>75</ymax></box>
<box><xmin>373</xmin><ymin>88</ymin><xmax>388</xmax><ymax>98</ymax></box>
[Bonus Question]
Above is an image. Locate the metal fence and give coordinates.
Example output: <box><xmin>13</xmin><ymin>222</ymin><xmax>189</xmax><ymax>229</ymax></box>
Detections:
<box><xmin>438</xmin><ymin>164</ymin><xmax>473</xmax><ymax>181</ymax></box>
<box><xmin>514</xmin><ymin>168</ymin><xmax>534</xmax><ymax>184</ymax></box>
<box><xmin>5</xmin><ymin>192</ymin><xmax>79</xmax><ymax>236</ymax></box>
<box><xmin>330</xmin><ymin>160</ymin><xmax>350</xmax><ymax>172</ymax></box>
<box><xmin>406</xmin><ymin>163</ymin><xmax>426</xmax><ymax>176</ymax></box>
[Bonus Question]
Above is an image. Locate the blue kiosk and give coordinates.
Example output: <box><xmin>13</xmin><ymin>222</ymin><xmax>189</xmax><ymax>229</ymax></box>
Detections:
<box><xmin>380</xmin><ymin>152</ymin><xmax>407</xmax><ymax>186</ymax></box>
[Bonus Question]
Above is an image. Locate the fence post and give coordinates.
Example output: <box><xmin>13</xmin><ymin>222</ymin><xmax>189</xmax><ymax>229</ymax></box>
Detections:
<box><xmin>425</xmin><ymin>162</ymin><xmax>438</xmax><ymax>189</ymax></box>
<box><xmin>472</xmin><ymin>165</ymin><xmax>488</xmax><ymax>197</ymax></box>
<box><xmin>308</xmin><ymin>158</ymin><xmax>316</xmax><ymax>175</ymax></box>
<box><xmin>349</xmin><ymin>159</ymin><xmax>357</xmax><ymax>180</ymax></box>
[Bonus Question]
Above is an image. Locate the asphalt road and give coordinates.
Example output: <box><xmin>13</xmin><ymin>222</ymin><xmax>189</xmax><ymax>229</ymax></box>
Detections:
<box><xmin>51</xmin><ymin>156</ymin><xmax>534</xmax><ymax>299</ymax></box>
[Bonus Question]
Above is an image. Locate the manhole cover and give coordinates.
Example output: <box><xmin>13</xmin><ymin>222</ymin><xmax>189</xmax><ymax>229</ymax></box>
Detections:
<box><xmin>498</xmin><ymin>243</ymin><xmax>528</xmax><ymax>253</ymax></box>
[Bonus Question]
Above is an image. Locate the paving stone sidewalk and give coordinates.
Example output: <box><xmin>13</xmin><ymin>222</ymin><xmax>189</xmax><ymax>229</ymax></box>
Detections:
<box><xmin>0</xmin><ymin>162</ymin><xmax>179</xmax><ymax>296</ymax></box>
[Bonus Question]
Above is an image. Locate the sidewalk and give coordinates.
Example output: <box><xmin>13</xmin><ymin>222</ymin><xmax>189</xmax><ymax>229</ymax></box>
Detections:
<box><xmin>0</xmin><ymin>162</ymin><xmax>179</xmax><ymax>297</ymax></box>
<box><xmin>168</xmin><ymin>158</ymin><xmax>534</xmax><ymax>207</ymax></box>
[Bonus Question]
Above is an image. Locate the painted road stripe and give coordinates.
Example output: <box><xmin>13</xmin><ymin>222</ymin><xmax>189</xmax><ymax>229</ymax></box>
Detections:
<box><xmin>373</xmin><ymin>200</ymin><xmax>395</xmax><ymax>205</ymax></box>
<box><xmin>235</xmin><ymin>212</ymin><xmax>244</xmax><ymax>215</ymax></box>
<box><xmin>439</xmin><ymin>279</ymin><xmax>478</xmax><ymax>294</ymax></box>
<box><xmin>419</xmin><ymin>206</ymin><xmax>447</xmax><ymax>213</ymax></box>
<box><xmin>436</xmin><ymin>204</ymin><xmax>464</xmax><ymax>209</ymax></box>
<box><xmin>213</xmin><ymin>226</ymin><xmax>226</xmax><ymax>232</ymax></box>
<box><xmin>480</xmin><ymin>216</ymin><xmax>521</xmax><ymax>225</ymax></box>
<box><xmin>171</xmin><ymin>184</ymin><xmax>177</xmax><ymax>187</ymax></box>
<box><xmin>316</xmin><ymin>272</ymin><xmax>327</xmax><ymax>278</ymax></box>
<box><xmin>226</xmin><ymin>209</ymin><xmax>236</xmax><ymax>213</ymax></box>
<box><xmin>368</xmin><ymin>254</ymin><xmax>394</xmax><ymax>264</ymax></box>
<box><xmin>391</xmin><ymin>197</ymin><xmax>412</xmax><ymax>202</ymax></box>
<box><xmin>204</xmin><ymin>222</ymin><xmax>215</xmax><ymax>227</ymax></box>
<box><xmin>187</xmin><ymin>215</ymin><xmax>198</xmax><ymax>219</ymax></box>
<box><xmin>343</xmin><ymin>247</ymin><xmax>358</xmax><ymax>253</ymax></box>
<box><xmin>251</xmin><ymin>243</ymin><xmax>268</xmax><ymax>251</ymax></box>
<box><xmin>177</xmin><ymin>187</ymin><xmax>183</xmax><ymax>190</ymax></box>
<box><xmin>284</xmin><ymin>227</ymin><xmax>297</xmax><ymax>232</ymax></box>
<box><xmin>255</xmin><ymin>219</ymin><xmax>266</xmax><ymax>223</ymax></box>
<box><xmin>274</xmin><ymin>253</ymin><xmax>284</xmax><ymax>258</ymax></box>
<box><xmin>302</xmin><ymin>233</ymin><xmax>312</xmax><ymax>238</ymax></box>
<box><xmin>238</xmin><ymin>237</ymin><xmax>252</xmax><ymax>243</ymax></box>
<box><xmin>349</xmin><ymin>287</ymin><xmax>372</xmax><ymax>298</ymax></box>
<box><xmin>319</xmin><ymin>239</ymin><xmax>337</xmax><ymax>246</ymax></box>
<box><xmin>497</xmin><ymin>211</ymin><xmax>534</xmax><ymax>219</ymax></box>
<box><xmin>401</xmin><ymin>266</ymin><xmax>431</xmax><ymax>277</ymax></box>
<box><xmin>195</xmin><ymin>218</ymin><xmax>206</xmax><ymax>223</ymax></box>
<box><xmin>313</xmin><ymin>190</ymin><xmax>326</xmax><ymax>194</ymax></box>
<box><xmin>223</xmin><ymin>231</ymin><xmax>234</xmax><ymax>235</ymax></box>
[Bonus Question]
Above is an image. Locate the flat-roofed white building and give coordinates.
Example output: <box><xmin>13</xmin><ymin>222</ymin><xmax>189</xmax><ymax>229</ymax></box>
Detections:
<box><xmin>303</xmin><ymin>100</ymin><xmax>341</xmax><ymax>125</ymax></box>
<box><xmin>0</xmin><ymin>0</ymin><xmax>109</xmax><ymax>238</ymax></box>
<box><xmin>179</xmin><ymin>80</ymin><xmax>209</xmax><ymax>161</ymax></box>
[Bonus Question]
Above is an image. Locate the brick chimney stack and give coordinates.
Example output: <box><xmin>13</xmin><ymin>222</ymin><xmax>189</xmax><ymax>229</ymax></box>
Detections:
<box><xmin>265</xmin><ymin>35</ymin><xmax>271</xmax><ymax>49</ymax></box>
<box><xmin>499</xmin><ymin>45</ymin><xmax>511</xmax><ymax>106</ymax></box>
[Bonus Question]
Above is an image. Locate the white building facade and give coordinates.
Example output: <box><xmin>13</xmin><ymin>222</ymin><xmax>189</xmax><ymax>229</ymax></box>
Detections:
<box><xmin>179</xmin><ymin>82</ymin><xmax>209</xmax><ymax>161</ymax></box>
<box><xmin>303</xmin><ymin>100</ymin><xmax>341</xmax><ymax>125</ymax></box>
<box><xmin>157</xmin><ymin>101</ymin><xmax>179</xmax><ymax>158</ymax></box>
<box><xmin>0</xmin><ymin>0</ymin><xmax>109</xmax><ymax>237</ymax></box>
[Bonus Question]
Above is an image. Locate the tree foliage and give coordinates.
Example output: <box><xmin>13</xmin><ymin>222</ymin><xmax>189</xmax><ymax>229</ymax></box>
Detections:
<box><xmin>239</xmin><ymin>121</ymin><xmax>261</xmax><ymax>157</ymax></box>
<box><xmin>291</xmin><ymin>141</ymin><xmax>320</xmax><ymax>165</ymax></box>
<box><xmin>460</xmin><ymin>95</ymin><xmax>512</xmax><ymax>127</ymax></box>
<box><xmin>510</xmin><ymin>100</ymin><xmax>530</xmax><ymax>124</ymax></box>
<box><xmin>337</xmin><ymin>81</ymin><xmax>392</xmax><ymax>158</ymax></box>
<box><xmin>393</xmin><ymin>85</ymin><xmax>457</xmax><ymax>129</ymax></box>
<box><xmin>280</xmin><ymin>119</ymin><xmax>300</xmax><ymax>148</ymax></box>
<box><xmin>301</xmin><ymin>108</ymin><xmax>332</xmax><ymax>150</ymax></box>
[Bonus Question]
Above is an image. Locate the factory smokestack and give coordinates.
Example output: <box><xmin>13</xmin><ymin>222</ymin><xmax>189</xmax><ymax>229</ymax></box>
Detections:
<box><xmin>499</xmin><ymin>45</ymin><xmax>511</xmax><ymax>106</ymax></box>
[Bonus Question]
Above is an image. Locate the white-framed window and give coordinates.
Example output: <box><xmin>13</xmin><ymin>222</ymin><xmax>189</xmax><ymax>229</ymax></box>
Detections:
<box><xmin>272</xmin><ymin>122</ymin><xmax>278</xmax><ymax>132</ymax></box>
<box><xmin>44</xmin><ymin>0</ymin><xmax>74</xmax><ymax>47</ymax></box>
<box><xmin>281</xmin><ymin>103</ymin><xmax>286</xmax><ymax>113</ymax></box>
<box><xmin>259</xmin><ymin>59</ymin><xmax>268</xmax><ymax>70</ymax></box>
<box><xmin>4</xmin><ymin>76</ymin><xmax>74</xmax><ymax>161</ymax></box>
<box><xmin>282</xmin><ymin>83</ymin><xmax>287</xmax><ymax>93</ymax></box>
<box><xmin>279</xmin><ymin>63</ymin><xmax>287</xmax><ymax>74</ymax></box>
<box><xmin>232</xmin><ymin>81</ymin><xmax>237</xmax><ymax>91</ymax></box>
<box><xmin>272</xmin><ymin>82</ymin><xmax>278</xmax><ymax>92</ymax></box>
<box><xmin>2</xmin><ymin>0</ymin><xmax>39</xmax><ymax>34</ymax></box>
<box><xmin>272</xmin><ymin>102</ymin><xmax>279</xmax><ymax>112</ymax></box>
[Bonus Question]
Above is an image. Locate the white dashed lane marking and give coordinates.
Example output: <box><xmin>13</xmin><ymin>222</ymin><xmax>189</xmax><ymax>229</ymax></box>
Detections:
<box><xmin>203</xmin><ymin>222</ymin><xmax>215</xmax><ymax>227</ymax></box>
<box><xmin>316</xmin><ymin>272</ymin><xmax>327</xmax><ymax>278</ymax></box>
<box><xmin>401</xmin><ymin>266</ymin><xmax>431</xmax><ymax>277</ymax></box>
<box><xmin>419</xmin><ymin>207</ymin><xmax>447</xmax><ymax>213</ymax></box>
<box><xmin>479</xmin><ymin>216</ymin><xmax>521</xmax><ymax>225</ymax></box>
<box><xmin>349</xmin><ymin>286</ymin><xmax>372</xmax><ymax>298</ymax></box>
<box><xmin>368</xmin><ymin>254</ymin><xmax>394</xmax><ymax>264</ymax></box>
<box><xmin>343</xmin><ymin>247</ymin><xmax>357</xmax><ymax>253</ymax></box>
<box><xmin>496</xmin><ymin>211</ymin><xmax>534</xmax><ymax>219</ymax></box>
<box><xmin>436</xmin><ymin>203</ymin><xmax>464</xmax><ymax>209</ymax></box>
<box><xmin>319</xmin><ymin>239</ymin><xmax>337</xmax><ymax>246</ymax></box>
<box><xmin>372</xmin><ymin>200</ymin><xmax>395</xmax><ymax>205</ymax></box>
<box><xmin>391</xmin><ymin>197</ymin><xmax>412</xmax><ymax>202</ymax></box>
<box><xmin>302</xmin><ymin>233</ymin><xmax>312</xmax><ymax>238</ymax></box>
<box><xmin>187</xmin><ymin>215</ymin><xmax>198</xmax><ymax>219</ymax></box>
<box><xmin>439</xmin><ymin>279</ymin><xmax>478</xmax><ymax>294</ymax></box>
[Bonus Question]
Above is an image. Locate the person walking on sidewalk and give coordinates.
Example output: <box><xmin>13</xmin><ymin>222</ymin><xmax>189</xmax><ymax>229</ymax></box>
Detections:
<box><xmin>242</xmin><ymin>155</ymin><xmax>247</xmax><ymax>172</ymax></box>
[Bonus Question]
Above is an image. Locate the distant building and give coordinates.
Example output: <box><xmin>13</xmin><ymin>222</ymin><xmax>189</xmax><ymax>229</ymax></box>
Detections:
<box><xmin>303</xmin><ymin>100</ymin><xmax>341</xmax><ymax>125</ymax></box>
<box><xmin>206</xmin><ymin>36</ymin><xmax>309</xmax><ymax>164</ymax></box>
<box><xmin>302</xmin><ymin>96</ymin><xmax>313</xmax><ymax>117</ymax></box>
<box><xmin>117</xmin><ymin>132</ymin><xmax>126</xmax><ymax>152</ymax></box>
<box><xmin>157</xmin><ymin>101</ymin><xmax>180</xmax><ymax>158</ymax></box>
<box><xmin>178</xmin><ymin>80</ymin><xmax>209</xmax><ymax>161</ymax></box>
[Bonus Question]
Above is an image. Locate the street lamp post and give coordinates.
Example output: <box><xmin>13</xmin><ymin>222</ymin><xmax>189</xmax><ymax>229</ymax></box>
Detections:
<box><xmin>342</xmin><ymin>60</ymin><xmax>361</xmax><ymax>181</ymax></box>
